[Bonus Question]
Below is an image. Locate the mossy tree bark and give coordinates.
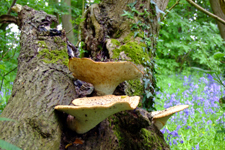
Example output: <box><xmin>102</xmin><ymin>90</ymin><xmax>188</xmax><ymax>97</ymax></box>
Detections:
<box><xmin>80</xmin><ymin>0</ymin><xmax>169</xmax><ymax>110</ymax></box>
<box><xmin>66</xmin><ymin>0</ymin><xmax>170</xmax><ymax>150</ymax></box>
<box><xmin>0</xmin><ymin>6</ymin><xmax>76</xmax><ymax>149</ymax></box>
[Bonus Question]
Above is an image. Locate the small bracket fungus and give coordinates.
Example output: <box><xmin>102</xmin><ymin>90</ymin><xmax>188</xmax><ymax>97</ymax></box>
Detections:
<box><xmin>152</xmin><ymin>105</ymin><xmax>189</xmax><ymax>130</ymax></box>
<box><xmin>55</xmin><ymin>95</ymin><xmax>140</xmax><ymax>134</ymax></box>
<box><xmin>69</xmin><ymin>57</ymin><xmax>143</xmax><ymax>95</ymax></box>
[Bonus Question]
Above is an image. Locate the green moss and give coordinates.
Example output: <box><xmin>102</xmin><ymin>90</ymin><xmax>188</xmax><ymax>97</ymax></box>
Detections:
<box><xmin>37</xmin><ymin>40</ymin><xmax>68</xmax><ymax>66</ymax></box>
<box><xmin>123</xmin><ymin>32</ymin><xmax>134</xmax><ymax>43</ymax></box>
<box><xmin>114</xmin><ymin>30</ymin><xmax>123</xmax><ymax>38</ymax></box>
<box><xmin>140</xmin><ymin>128</ymin><xmax>154</xmax><ymax>149</ymax></box>
<box><xmin>111</xmin><ymin>39</ymin><xmax>121</xmax><ymax>46</ymax></box>
<box><xmin>38</xmin><ymin>41</ymin><xmax>48</xmax><ymax>48</ymax></box>
<box><xmin>123</xmin><ymin>31</ymin><xmax>144</xmax><ymax>43</ymax></box>
<box><xmin>38</xmin><ymin>48</ymin><xmax>69</xmax><ymax>66</ymax></box>
<box><xmin>112</xmin><ymin>41</ymin><xmax>150</xmax><ymax>65</ymax></box>
<box><xmin>114</xmin><ymin>127</ymin><xmax>123</xmax><ymax>147</ymax></box>
<box><xmin>126</xmin><ymin>79</ymin><xmax>143</xmax><ymax>96</ymax></box>
<box><xmin>108</xmin><ymin>116</ymin><xmax>123</xmax><ymax>148</ymax></box>
<box><xmin>140</xmin><ymin>128</ymin><xmax>165</xmax><ymax>150</ymax></box>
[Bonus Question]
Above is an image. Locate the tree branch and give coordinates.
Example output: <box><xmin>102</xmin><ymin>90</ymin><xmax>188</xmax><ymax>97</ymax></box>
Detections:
<box><xmin>163</xmin><ymin>0</ymin><xmax>181</xmax><ymax>19</ymax></box>
<box><xmin>186</xmin><ymin>0</ymin><xmax>225</xmax><ymax>25</ymax></box>
<box><xmin>0</xmin><ymin>67</ymin><xmax>17</xmax><ymax>91</ymax></box>
<box><xmin>0</xmin><ymin>0</ymin><xmax>18</xmax><ymax>30</ymax></box>
<box><xmin>7</xmin><ymin>0</ymin><xmax>17</xmax><ymax>15</ymax></box>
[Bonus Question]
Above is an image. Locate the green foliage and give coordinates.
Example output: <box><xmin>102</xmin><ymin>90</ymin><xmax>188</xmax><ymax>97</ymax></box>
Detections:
<box><xmin>0</xmin><ymin>26</ymin><xmax>19</xmax><ymax>113</ymax></box>
<box><xmin>0</xmin><ymin>140</ymin><xmax>22</xmax><ymax>150</ymax></box>
<box><xmin>0</xmin><ymin>117</ymin><xmax>16</xmax><ymax>122</ymax></box>
<box><xmin>156</xmin><ymin>0</ymin><xmax>225</xmax><ymax>75</ymax></box>
<box><xmin>121</xmin><ymin>1</ymin><xmax>164</xmax><ymax>111</ymax></box>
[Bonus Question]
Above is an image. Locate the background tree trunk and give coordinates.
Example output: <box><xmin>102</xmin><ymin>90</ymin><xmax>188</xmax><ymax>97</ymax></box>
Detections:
<box><xmin>0</xmin><ymin>1</ymin><xmax>170</xmax><ymax>149</ymax></box>
<box><xmin>62</xmin><ymin>0</ymin><xmax>76</xmax><ymax>44</ymax></box>
<box><xmin>209</xmin><ymin>0</ymin><xmax>225</xmax><ymax>39</ymax></box>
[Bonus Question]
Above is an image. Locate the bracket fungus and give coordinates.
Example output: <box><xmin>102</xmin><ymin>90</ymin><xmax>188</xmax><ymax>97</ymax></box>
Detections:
<box><xmin>152</xmin><ymin>105</ymin><xmax>189</xmax><ymax>130</ymax></box>
<box><xmin>69</xmin><ymin>57</ymin><xmax>143</xmax><ymax>95</ymax></box>
<box><xmin>55</xmin><ymin>95</ymin><xmax>140</xmax><ymax>134</ymax></box>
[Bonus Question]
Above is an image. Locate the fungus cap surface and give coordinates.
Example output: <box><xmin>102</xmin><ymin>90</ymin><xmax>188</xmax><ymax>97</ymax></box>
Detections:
<box><xmin>152</xmin><ymin>105</ymin><xmax>189</xmax><ymax>119</ymax></box>
<box><xmin>55</xmin><ymin>95</ymin><xmax>140</xmax><ymax>134</ymax></box>
<box><xmin>69</xmin><ymin>57</ymin><xmax>143</xmax><ymax>95</ymax></box>
<box><xmin>152</xmin><ymin>105</ymin><xmax>189</xmax><ymax>130</ymax></box>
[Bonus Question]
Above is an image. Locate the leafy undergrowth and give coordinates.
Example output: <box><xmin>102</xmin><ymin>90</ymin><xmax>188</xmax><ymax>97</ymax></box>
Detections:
<box><xmin>155</xmin><ymin>73</ymin><xmax>225</xmax><ymax>149</ymax></box>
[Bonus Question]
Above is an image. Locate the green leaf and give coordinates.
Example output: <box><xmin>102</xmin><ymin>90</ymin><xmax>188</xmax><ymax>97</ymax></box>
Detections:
<box><xmin>145</xmin><ymin>90</ymin><xmax>153</xmax><ymax>98</ymax></box>
<box><xmin>127</xmin><ymin>1</ymin><xmax>137</xmax><ymax>8</ymax></box>
<box><xmin>191</xmin><ymin>67</ymin><xmax>216</xmax><ymax>74</ymax></box>
<box><xmin>0</xmin><ymin>117</ymin><xmax>16</xmax><ymax>122</ymax></box>
<box><xmin>0</xmin><ymin>140</ymin><xmax>22</xmax><ymax>150</ymax></box>
<box><xmin>134</xmin><ymin>31</ymin><xmax>139</xmax><ymax>38</ymax></box>
<box><xmin>213</xmin><ymin>52</ymin><xmax>225</xmax><ymax>59</ymax></box>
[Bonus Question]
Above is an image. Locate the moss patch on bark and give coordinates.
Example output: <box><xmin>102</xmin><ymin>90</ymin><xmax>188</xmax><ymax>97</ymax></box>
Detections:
<box><xmin>37</xmin><ymin>41</ymin><xmax>69</xmax><ymax>66</ymax></box>
<box><xmin>112</xmin><ymin>41</ymin><xmax>150</xmax><ymax>65</ymax></box>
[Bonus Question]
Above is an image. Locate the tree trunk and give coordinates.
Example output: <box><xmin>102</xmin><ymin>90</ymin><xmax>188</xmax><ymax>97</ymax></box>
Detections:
<box><xmin>80</xmin><ymin>0</ymin><xmax>168</xmax><ymax>109</ymax></box>
<box><xmin>209</xmin><ymin>0</ymin><xmax>225</xmax><ymax>39</ymax></box>
<box><xmin>62</xmin><ymin>0</ymin><xmax>76</xmax><ymax>44</ymax></box>
<box><xmin>0</xmin><ymin>1</ymin><xmax>170</xmax><ymax>149</ymax></box>
<box><xmin>0</xmin><ymin>6</ymin><xmax>76</xmax><ymax>149</ymax></box>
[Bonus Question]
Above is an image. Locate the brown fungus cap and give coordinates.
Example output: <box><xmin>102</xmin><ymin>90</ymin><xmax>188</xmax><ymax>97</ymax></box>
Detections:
<box><xmin>69</xmin><ymin>57</ymin><xmax>143</xmax><ymax>95</ymax></box>
<box><xmin>152</xmin><ymin>105</ymin><xmax>189</xmax><ymax>130</ymax></box>
<box><xmin>55</xmin><ymin>95</ymin><xmax>140</xmax><ymax>134</ymax></box>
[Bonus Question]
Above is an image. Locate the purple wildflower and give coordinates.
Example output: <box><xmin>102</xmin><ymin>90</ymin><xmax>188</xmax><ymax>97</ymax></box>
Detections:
<box><xmin>185</xmin><ymin>126</ymin><xmax>192</xmax><ymax>129</ymax></box>
<box><xmin>173</xmin><ymin>139</ymin><xmax>178</xmax><ymax>145</ymax></box>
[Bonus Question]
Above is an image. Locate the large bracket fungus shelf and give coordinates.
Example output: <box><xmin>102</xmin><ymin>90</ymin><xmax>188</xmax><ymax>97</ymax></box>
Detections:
<box><xmin>55</xmin><ymin>57</ymin><xmax>189</xmax><ymax>136</ymax></box>
<box><xmin>152</xmin><ymin>105</ymin><xmax>189</xmax><ymax>130</ymax></box>
<box><xmin>55</xmin><ymin>95</ymin><xmax>140</xmax><ymax>134</ymax></box>
<box><xmin>68</xmin><ymin>57</ymin><xmax>144</xmax><ymax>95</ymax></box>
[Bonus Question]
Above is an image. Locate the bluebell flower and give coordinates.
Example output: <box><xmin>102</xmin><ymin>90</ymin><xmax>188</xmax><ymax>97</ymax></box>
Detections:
<box><xmin>160</xmin><ymin>128</ymin><xmax>166</xmax><ymax>134</ymax></box>
<box><xmin>195</xmin><ymin>143</ymin><xmax>200</xmax><ymax>150</ymax></box>
<box><xmin>185</xmin><ymin>126</ymin><xmax>192</xmax><ymax>129</ymax></box>
<box><xmin>170</xmin><ymin>130</ymin><xmax>179</xmax><ymax>137</ymax></box>
<box><xmin>0</xmin><ymin>91</ymin><xmax>3</xmax><ymax>97</ymax></box>
<box><xmin>173</xmin><ymin>139</ymin><xmax>178</xmax><ymax>145</ymax></box>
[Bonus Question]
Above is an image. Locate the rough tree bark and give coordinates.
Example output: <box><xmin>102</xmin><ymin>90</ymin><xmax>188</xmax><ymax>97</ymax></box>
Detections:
<box><xmin>80</xmin><ymin>0</ymin><xmax>168</xmax><ymax>109</ymax></box>
<box><xmin>209</xmin><ymin>0</ymin><xmax>225</xmax><ymax>39</ymax></box>
<box><xmin>0</xmin><ymin>6</ymin><xmax>76</xmax><ymax>149</ymax></box>
<box><xmin>0</xmin><ymin>0</ymin><xmax>170</xmax><ymax>149</ymax></box>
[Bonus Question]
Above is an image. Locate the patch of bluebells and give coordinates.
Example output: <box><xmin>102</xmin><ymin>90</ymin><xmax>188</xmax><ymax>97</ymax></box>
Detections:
<box><xmin>155</xmin><ymin>74</ymin><xmax>225</xmax><ymax>149</ymax></box>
